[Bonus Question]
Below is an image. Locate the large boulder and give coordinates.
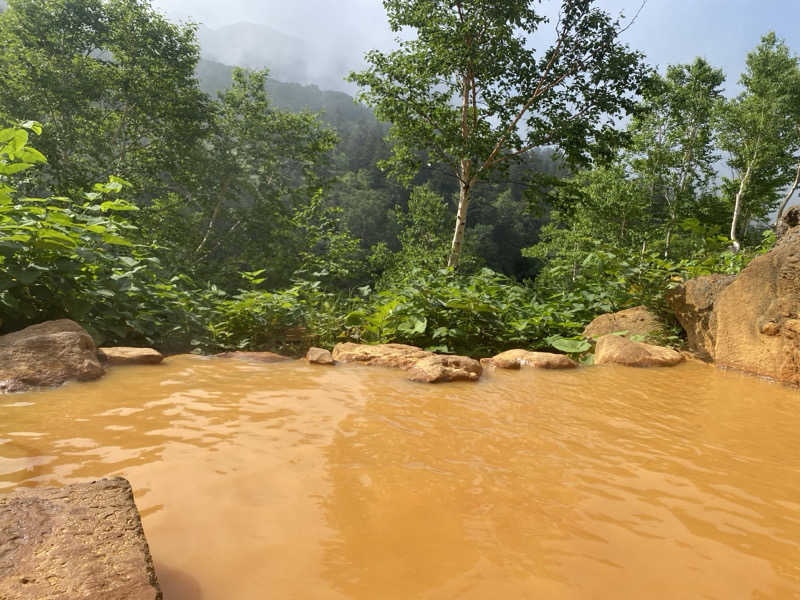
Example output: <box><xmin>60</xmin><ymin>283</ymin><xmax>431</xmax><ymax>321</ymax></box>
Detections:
<box><xmin>98</xmin><ymin>347</ymin><xmax>164</xmax><ymax>366</ymax></box>
<box><xmin>582</xmin><ymin>305</ymin><xmax>666</xmax><ymax>343</ymax></box>
<box><xmin>482</xmin><ymin>349</ymin><xmax>578</xmax><ymax>370</ymax></box>
<box><xmin>713</xmin><ymin>230</ymin><xmax>800</xmax><ymax>384</ymax></box>
<box><xmin>594</xmin><ymin>334</ymin><xmax>684</xmax><ymax>367</ymax></box>
<box><xmin>406</xmin><ymin>354</ymin><xmax>482</xmax><ymax>383</ymax></box>
<box><xmin>0</xmin><ymin>319</ymin><xmax>104</xmax><ymax>393</ymax></box>
<box><xmin>331</xmin><ymin>342</ymin><xmax>433</xmax><ymax>370</ymax></box>
<box><xmin>666</xmin><ymin>274</ymin><xmax>736</xmax><ymax>360</ymax></box>
<box><xmin>0</xmin><ymin>478</ymin><xmax>162</xmax><ymax>599</ymax></box>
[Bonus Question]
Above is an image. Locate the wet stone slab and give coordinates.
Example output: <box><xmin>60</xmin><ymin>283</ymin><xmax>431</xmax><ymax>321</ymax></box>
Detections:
<box><xmin>0</xmin><ymin>478</ymin><xmax>161</xmax><ymax>600</ymax></box>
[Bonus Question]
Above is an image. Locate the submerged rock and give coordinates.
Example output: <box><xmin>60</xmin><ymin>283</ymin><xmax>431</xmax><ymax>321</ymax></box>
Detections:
<box><xmin>406</xmin><ymin>354</ymin><xmax>482</xmax><ymax>383</ymax></box>
<box><xmin>98</xmin><ymin>347</ymin><xmax>164</xmax><ymax>366</ymax></box>
<box><xmin>483</xmin><ymin>349</ymin><xmax>578</xmax><ymax>370</ymax></box>
<box><xmin>306</xmin><ymin>347</ymin><xmax>334</xmax><ymax>365</ymax></box>
<box><xmin>0</xmin><ymin>319</ymin><xmax>104</xmax><ymax>393</ymax></box>
<box><xmin>214</xmin><ymin>351</ymin><xmax>292</xmax><ymax>363</ymax></box>
<box><xmin>666</xmin><ymin>274</ymin><xmax>735</xmax><ymax>360</ymax></box>
<box><xmin>331</xmin><ymin>342</ymin><xmax>432</xmax><ymax>370</ymax></box>
<box><xmin>583</xmin><ymin>306</ymin><xmax>666</xmax><ymax>343</ymax></box>
<box><xmin>0</xmin><ymin>478</ymin><xmax>162</xmax><ymax>599</ymax></box>
<box><xmin>594</xmin><ymin>334</ymin><xmax>683</xmax><ymax>367</ymax></box>
<box><xmin>712</xmin><ymin>228</ymin><xmax>800</xmax><ymax>384</ymax></box>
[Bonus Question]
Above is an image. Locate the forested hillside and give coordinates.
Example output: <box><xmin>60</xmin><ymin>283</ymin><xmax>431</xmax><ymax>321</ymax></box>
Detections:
<box><xmin>1</xmin><ymin>0</ymin><xmax>796</xmax><ymax>357</ymax></box>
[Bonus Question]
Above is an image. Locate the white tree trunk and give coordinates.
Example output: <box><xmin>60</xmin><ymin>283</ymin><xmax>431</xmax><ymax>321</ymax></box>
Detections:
<box><xmin>730</xmin><ymin>164</ymin><xmax>752</xmax><ymax>251</ymax></box>
<box><xmin>447</xmin><ymin>164</ymin><xmax>471</xmax><ymax>268</ymax></box>
<box><xmin>775</xmin><ymin>160</ymin><xmax>800</xmax><ymax>228</ymax></box>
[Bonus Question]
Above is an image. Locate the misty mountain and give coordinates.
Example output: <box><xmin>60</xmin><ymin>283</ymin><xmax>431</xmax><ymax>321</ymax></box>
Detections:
<box><xmin>196</xmin><ymin>22</ymin><xmax>357</xmax><ymax>94</ymax></box>
<box><xmin>196</xmin><ymin>58</ymin><xmax>378</xmax><ymax>132</ymax></box>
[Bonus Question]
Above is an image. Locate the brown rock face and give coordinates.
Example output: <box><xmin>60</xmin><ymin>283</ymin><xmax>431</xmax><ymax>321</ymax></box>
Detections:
<box><xmin>713</xmin><ymin>233</ymin><xmax>800</xmax><ymax>384</ymax></box>
<box><xmin>331</xmin><ymin>343</ymin><xmax>433</xmax><ymax>369</ymax></box>
<box><xmin>98</xmin><ymin>347</ymin><xmax>164</xmax><ymax>366</ymax></box>
<box><xmin>666</xmin><ymin>274</ymin><xmax>736</xmax><ymax>360</ymax></box>
<box><xmin>582</xmin><ymin>306</ymin><xmax>666</xmax><ymax>342</ymax></box>
<box><xmin>0</xmin><ymin>319</ymin><xmax>104</xmax><ymax>393</ymax></box>
<box><xmin>306</xmin><ymin>347</ymin><xmax>334</xmax><ymax>365</ymax></box>
<box><xmin>0</xmin><ymin>478</ymin><xmax>162</xmax><ymax>600</ymax></box>
<box><xmin>214</xmin><ymin>351</ymin><xmax>292</xmax><ymax>363</ymax></box>
<box><xmin>406</xmin><ymin>354</ymin><xmax>482</xmax><ymax>383</ymax></box>
<box><xmin>484</xmin><ymin>349</ymin><xmax>578</xmax><ymax>370</ymax></box>
<box><xmin>594</xmin><ymin>335</ymin><xmax>683</xmax><ymax>367</ymax></box>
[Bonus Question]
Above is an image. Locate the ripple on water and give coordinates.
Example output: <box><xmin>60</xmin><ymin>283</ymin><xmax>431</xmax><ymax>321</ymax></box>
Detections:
<box><xmin>0</xmin><ymin>356</ymin><xmax>799</xmax><ymax>599</ymax></box>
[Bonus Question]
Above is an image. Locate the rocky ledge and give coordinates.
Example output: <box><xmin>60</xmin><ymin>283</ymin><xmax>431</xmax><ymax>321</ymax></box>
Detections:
<box><xmin>0</xmin><ymin>478</ymin><xmax>162</xmax><ymax>600</ymax></box>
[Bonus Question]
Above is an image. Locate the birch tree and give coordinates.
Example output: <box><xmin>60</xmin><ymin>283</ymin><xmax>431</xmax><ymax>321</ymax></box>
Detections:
<box><xmin>629</xmin><ymin>58</ymin><xmax>725</xmax><ymax>255</ymax></box>
<box><xmin>350</xmin><ymin>0</ymin><xmax>647</xmax><ymax>268</ymax></box>
<box><xmin>719</xmin><ymin>33</ymin><xmax>800</xmax><ymax>249</ymax></box>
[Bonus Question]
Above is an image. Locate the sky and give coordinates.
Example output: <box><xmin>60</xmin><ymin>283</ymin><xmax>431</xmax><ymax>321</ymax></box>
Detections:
<box><xmin>150</xmin><ymin>0</ymin><xmax>800</xmax><ymax>95</ymax></box>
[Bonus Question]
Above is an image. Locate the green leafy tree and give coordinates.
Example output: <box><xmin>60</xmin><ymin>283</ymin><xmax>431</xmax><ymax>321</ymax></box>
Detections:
<box><xmin>392</xmin><ymin>184</ymin><xmax>452</xmax><ymax>274</ymax></box>
<box><xmin>350</xmin><ymin>0</ymin><xmax>647</xmax><ymax>268</ymax></box>
<box><xmin>145</xmin><ymin>68</ymin><xmax>339</xmax><ymax>287</ymax></box>
<box><xmin>719</xmin><ymin>32</ymin><xmax>800</xmax><ymax>249</ymax></box>
<box><xmin>630</xmin><ymin>58</ymin><xmax>726</xmax><ymax>254</ymax></box>
<box><xmin>0</xmin><ymin>0</ymin><xmax>209</xmax><ymax>199</ymax></box>
<box><xmin>0</xmin><ymin>122</ymin><xmax>219</xmax><ymax>349</ymax></box>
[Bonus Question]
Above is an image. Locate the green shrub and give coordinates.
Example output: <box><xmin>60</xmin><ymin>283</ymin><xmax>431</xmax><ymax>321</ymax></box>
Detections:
<box><xmin>0</xmin><ymin>122</ymin><xmax>219</xmax><ymax>350</ymax></box>
<box><xmin>210</xmin><ymin>279</ymin><xmax>354</xmax><ymax>355</ymax></box>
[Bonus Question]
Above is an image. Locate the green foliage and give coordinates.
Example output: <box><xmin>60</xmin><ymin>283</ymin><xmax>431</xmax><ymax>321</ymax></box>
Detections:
<box><xmin>344</xmin><ymin>268</ymin><xmax>583</xmax><ymax>356</ymax></box>
<box><xmin>379</xmin><ymin>184</ymin><xmax>453</xmax><ymax>281</ymax></box>
<box><xmin>351</xmin><ymin>0</ymin><xmax>647</xmax><ymax>266</ymax></box>
<box><xmin>719</xmin><ymin>32</ymin><xmax>800</xmax><ymax>244</ymax></box>
<box><xmin>0</xmin><ymin>123</ymin><xmax>219</xmax><ymax>349</ymax></box>
<box><xmin>532</xmin><ymin>220</ymin><xmax>775</xmax><ymax>327</ymax></box>
<box><xmin>0</xmin><ymin>0</ymin><xmax>209</xmax><ymax>199</ymax></box>
<box><xmin>141</xmin><ymin>67</ymin><xmax>339</xmax><ymax>288</ymax></box>
<box><xmin>210</xmin><ymin>279</ymin><xmax>350</xmax><ymax>355</ymax></box>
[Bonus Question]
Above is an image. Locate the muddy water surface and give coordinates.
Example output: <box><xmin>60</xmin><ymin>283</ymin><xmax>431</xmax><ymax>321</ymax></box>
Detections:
<box><xmin>1</xmin><ymin>355</ymin><xmax>800</xmax><ymax>599</ymax></box>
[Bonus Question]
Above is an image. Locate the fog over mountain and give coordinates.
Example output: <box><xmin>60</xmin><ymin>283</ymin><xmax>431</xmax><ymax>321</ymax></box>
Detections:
<box><xmin>196</xmin><ymin>22</ymin><xmax>357</xmax><ymax>93</ymax></box>
<box><xmin>154</xmin><ymin>0</ymin><xmax>800</xmax><ymax>97</ymax></box>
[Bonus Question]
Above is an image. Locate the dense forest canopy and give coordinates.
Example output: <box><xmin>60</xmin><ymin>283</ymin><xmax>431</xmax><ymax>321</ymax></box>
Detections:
<box><xmin>0</xmin><ymin>0</ymin><xmax>797</xmax><ymax>356</ymax></box>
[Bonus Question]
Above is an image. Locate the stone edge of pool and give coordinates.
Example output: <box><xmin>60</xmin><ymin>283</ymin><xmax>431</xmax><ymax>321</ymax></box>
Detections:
<box><xmin>0</xmin><ymin>477</ymin><xmax>162</xmax><ymax>600</ymax></box>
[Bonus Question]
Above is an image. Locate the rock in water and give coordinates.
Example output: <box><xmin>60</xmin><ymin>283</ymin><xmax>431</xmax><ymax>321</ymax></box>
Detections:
<box><xmin>0</xmin><ymin>478</ymin><xmax>162</xmax><ymax>599</ymax></box>
<box><xmin>331</xmin><ymin>343</ymin><xmax>433</xmax><ymax>370</ymax></box>
<box><xmin>306</xmin><ymin>347</ymin><xmax>334</xmax><ymax>364</ymax></box>
<box><xmin>98</xmin><ymin>347</ymin><xmax>164</xmax><ymax>366</ymax></box>
<box><xmin>713</xmin><ymin>231</ymin><xmax>800</xmax><ymax>384</ymax></box>
<box><xmin>483</xmin><ymin>349</ymin><xmax>578</xmax><ymax>370</ymax></box>
<box><xmin>594</xmin><ymin>335</ymin><xmax>683</xmax><ymax>367</ymax></box>
<box><xmin>583</xmin><ymin>306</ymin><xmax>666</xmax><ymax>342</ymax></box>
<box><xmin>214</xmin><ymin>351</ymin><xmax>292</xmax><ymax>363</ymax></box>
<box><xmin>406</xmin><ymin>354</ymin><xmax>482</xmax><ymax>383</ymax></box>
<box><xmin>0</xmin><ymin>319</ymin><xmax>104</xmax><ymax>393</ymax></box>
<box><xmin>666</xmin><ymin>274</ymin><xmax>735</xmax><ymax>360</ymax></box>
<box><xmin>332</xmin><ymin>343</ymin><xmax>484</xmax><ymax>383</ymax></box>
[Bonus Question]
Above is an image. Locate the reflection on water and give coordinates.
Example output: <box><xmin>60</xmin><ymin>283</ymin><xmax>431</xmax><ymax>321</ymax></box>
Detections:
<box><xmin>1</xmin><ymin>355</ymin><xmax>799</xmax><ymax>598</ymax></box>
